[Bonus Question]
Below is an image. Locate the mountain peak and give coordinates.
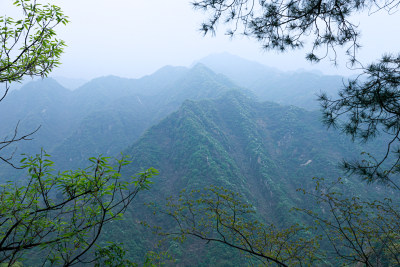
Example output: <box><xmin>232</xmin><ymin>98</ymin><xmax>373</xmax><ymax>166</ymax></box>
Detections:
<box><xmin>189</xmin><ymin>62</ymin><xmax>215</xmax><ymax>73</ymax></box>
<box><xmin>195</xmin><ymin>52</ymin><xmax>279</xmax><ymax>73</ymax></box>
<box><xmin>14</xmin><ymin>78</ymin><xmax>69</xmax><ymax>96</ymax></box>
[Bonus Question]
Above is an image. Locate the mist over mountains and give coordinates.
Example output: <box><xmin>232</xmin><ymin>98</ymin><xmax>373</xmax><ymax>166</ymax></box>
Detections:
<box><xmin>0</xmin><ymin>53</ymin><xmax>388</xmax><ymax>265</ymax></box>
<box><xmin>2</xmin><ymin>53</ymin><xmax>341</xmax><ymax>173</ymax></box>
<box><xmin>196</xmin><ymin>53</ymin><xmax>344</xmax><ymax>110</ymax></box>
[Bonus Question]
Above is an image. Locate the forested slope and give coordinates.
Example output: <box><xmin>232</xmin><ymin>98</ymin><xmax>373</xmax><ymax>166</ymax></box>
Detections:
<box><xmin>117</xmin><ymin>90</ymin><xmax>387</xmax><ymax>265</ymax></box>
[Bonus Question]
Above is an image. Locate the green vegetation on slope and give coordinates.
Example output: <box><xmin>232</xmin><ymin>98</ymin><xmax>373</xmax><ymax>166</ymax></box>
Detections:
<box><xmin>117</xmin><ymin>90</ymin><xmax>388</xmax><ymax>265</ymax></box>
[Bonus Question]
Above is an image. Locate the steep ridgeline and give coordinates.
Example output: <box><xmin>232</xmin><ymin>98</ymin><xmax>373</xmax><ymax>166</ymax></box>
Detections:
<box><xmin>0</xmin><ymin>64</ymin><xmax>243</xmax><ymax>178</ymax></box>
<box><xmin>197</xmin><ymin>53</ymin><xmax>344</xmax><ymax>110</ymax></box>
<box><xmin>51</xmin><ymin>64</ymin><xmax>243</xmax><ymax>170</ymax></box>
<box><xmin>119</xmin><ymin>90</ymin><xmax>387</xmax><ymax>265</ymax></box>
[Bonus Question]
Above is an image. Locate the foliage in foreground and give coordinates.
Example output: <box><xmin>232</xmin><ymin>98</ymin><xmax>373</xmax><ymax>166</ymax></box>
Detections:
<box><xmin>189</xmin><ymin>1</ymin><xmax>400</xmax><ymax>265</ymax></box>
<box><xmin>153</xmin><ymin>186</ymin><xmax>321</xmax><ymax>266</ymax></box>
<box><xmin>154</xmin><ymin>180</ymin><xmax>400</xmax><ymax>266</ymax></box>
<box><xmin>0</xmin><ymin>151</ymin><xmax>157</xmax><ymax>266</ymax></box>
<box><xmin>298</xmin><ymin>177</ymin><xmax>400</xmax><ymax>266</ymax></box>
<box><xmin>0</xmin><ymin>0</ymin><xmax>68</xmax><ymax>167</ymax></box>
<box><xmin>320</xmin><ymin>55</ymin><xmax>400</xmax><ymax>190</ymax></box>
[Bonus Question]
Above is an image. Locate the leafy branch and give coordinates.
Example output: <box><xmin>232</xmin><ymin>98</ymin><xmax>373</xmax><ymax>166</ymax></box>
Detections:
<box><xmin>0</xmin><ymin>151</ymin><xmax>157</xmax><ymax>266</ymax></box>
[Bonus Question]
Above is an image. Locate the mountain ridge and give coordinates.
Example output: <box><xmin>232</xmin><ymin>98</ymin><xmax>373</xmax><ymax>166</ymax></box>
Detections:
<box><xmin>196</xmin><ymin>52</ymin><xmax>344</xmax><ymax>110</ymax></box>
<box><xmin>116</xmin><ymin>89</ymin><xmax>389</xmax><ymax>264</ymax></box>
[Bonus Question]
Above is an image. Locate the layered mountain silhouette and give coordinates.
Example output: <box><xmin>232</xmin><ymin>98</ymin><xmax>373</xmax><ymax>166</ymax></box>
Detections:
<box><xmin>0</xmin><ymin>54</ymin><xmax>391</xmax><ymax>265</ymax></box>
<box><xmin>197</xmin><ymin>52</ymin><xmax>344</xmax><ymax>110</ymax></box>
<box><xmin>0</xmin><ymin>63</ymin><xmax>243</xmax><ymax>176</ymax></box>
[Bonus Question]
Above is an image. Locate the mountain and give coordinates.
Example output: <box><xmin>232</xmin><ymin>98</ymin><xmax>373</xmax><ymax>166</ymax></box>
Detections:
<box><xmin>125</xmin><ymin>90</ymin><xmax>385</xmax><ymax>217</ymax></box>
<box><xmin>194</xmin><ymin>52</ymin><xmax>281</xmax><ymax>87</ymax></box>
<box><xmin>0</xmin><ymin>57</ymin><xmax>393</xmax><ymax>265</ymax></box>
<box><xmin>52</xmin><ymin>63</ymin><xmax>245</xmax><ymax>170</ymax></box>
<box><xmin>118</xmin><ymin>90</ymin><xmax>388</xmax><ymax>265</ymax></box>
<box><xmin>0</xmin><ymin>79</ymin><xmax>74</xmax><ymax>152</ymax></box>
<box><xmin>0</xmin><ymin>79</ymin><xmax>76</xmax><ymax>179</ymax></box>
<box><xmin>196</xmin><ymin>53</ymin><xmax>345</xmax><ymax>110</ymax></box>
<box><xmin>0</xmin><ymin>64</ymin><xmax>245</xmax><ymax>177</ymax></box>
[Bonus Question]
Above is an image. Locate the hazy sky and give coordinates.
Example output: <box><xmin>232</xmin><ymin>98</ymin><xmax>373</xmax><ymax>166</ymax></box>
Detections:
<box><xmin>2</xmin><ymin>1</ymin><xmax>400</xmax><ymax>79</ymax></box>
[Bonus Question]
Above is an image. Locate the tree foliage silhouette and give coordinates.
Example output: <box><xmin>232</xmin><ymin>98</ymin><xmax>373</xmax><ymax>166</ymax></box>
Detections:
<box><xmin>192</xmin><ymin>0</ymin><xmax>400</xmax><ymax>186</ymax></box>
<box><xmin>0</xmin><ymin>153</ymin><xmax>156</xmax><ymax>266</ymax></box>
<box><xmin>0</xmin><ymin>0</ymin><xmax>68</xmax><ymax>167</ymax></box>
<box><xmin>0</xmin><ymin>1</ymin><xmax>159</xmax><ymax>266</ymax></box>
<box><xmin>184</xmin><ymin>1</ymin><xmax>400</xmax><ymax>265</ymax></box>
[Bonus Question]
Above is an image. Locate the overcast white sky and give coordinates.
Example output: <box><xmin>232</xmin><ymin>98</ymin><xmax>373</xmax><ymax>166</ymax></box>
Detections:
<box><xmin>2</xmin><ymin>1</ymin><xmax>400</xmax><ymax>80</ymax></box>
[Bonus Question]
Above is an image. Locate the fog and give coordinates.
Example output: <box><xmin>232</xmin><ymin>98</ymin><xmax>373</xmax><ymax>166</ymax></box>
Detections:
<box><xmin>2</xmin><ymin>0</ymin><xmax>399</xmax><ymax>79</ymax></box>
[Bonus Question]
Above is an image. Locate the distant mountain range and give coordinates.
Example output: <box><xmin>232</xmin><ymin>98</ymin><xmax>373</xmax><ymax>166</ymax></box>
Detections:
<box><xmin>0</xmin><ymin>62</ymin><xmax>243</xmax><ymax>177</ymax></box>
<box><xmin>0</xmin><ymin>53</ymin><xmax>363</xmax><ymax>183</ymax></box>
<box><xmin>0</xmin><ymin>53</ymin><xmax>390</xmax><ymax>265</ymax></box>
<box><xmin>197</xmin><ymin>52</ymin><xmax>345</xmax><ymax>110</ymax></box>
